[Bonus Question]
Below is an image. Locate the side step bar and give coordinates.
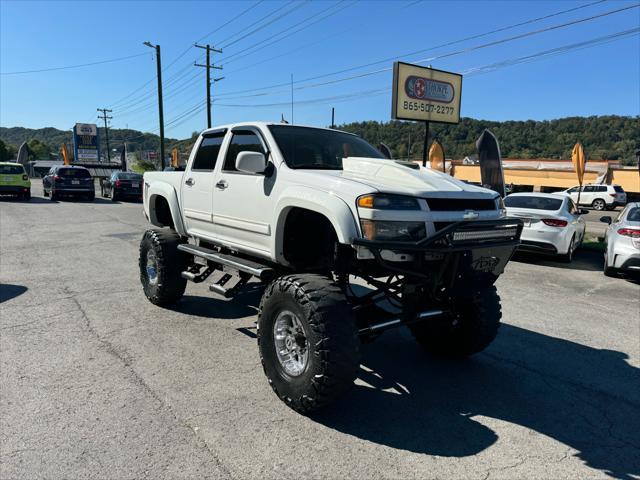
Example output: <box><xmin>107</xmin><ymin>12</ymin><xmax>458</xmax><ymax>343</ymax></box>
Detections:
<box><xmin>358</xmin><ymin>309</ymin><xmax>444</xmax><ymax>335</ymax></box>
<box><xmin>178</xmin><ymin>243</ymin><xmax>274</xmax><ymax>281</ymax></box>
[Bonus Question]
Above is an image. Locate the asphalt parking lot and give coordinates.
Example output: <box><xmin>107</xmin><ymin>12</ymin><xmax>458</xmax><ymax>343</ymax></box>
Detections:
<box><xmin>1</xmin><ymin>180</ymin><xmax>639</xmax><ymax>479</ymax></box>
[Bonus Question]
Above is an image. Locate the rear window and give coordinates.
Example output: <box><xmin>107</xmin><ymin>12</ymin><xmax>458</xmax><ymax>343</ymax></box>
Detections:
<box><xmin>504</xmin><ymin>196</ymin><xmax>563</xmax><ymax>211</ymax></box>
<box><xmin>58</xmin><ymin>168</ymin><xmax>90</xmax><ymax>178</ymax></box>
<box><xmin>117</xmin><ymin>173</ymin><xmax>142</xmax><ymax>180</ymax></box>
<box><xmin>0</xmin><ymin>164</ymin><xmax>25</xmax><ymax>175</ymax></box>
<box><xmin>614</xmin><ymin>186</ymin><xmax>625</xmax><ymax>193</ymax></box>
<box><xmin>626</xmin><ymin>208</ymin><xmax>640</xmax><ymax>222</ymax></box>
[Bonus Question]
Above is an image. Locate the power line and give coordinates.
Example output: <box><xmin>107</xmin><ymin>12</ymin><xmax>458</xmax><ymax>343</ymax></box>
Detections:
<box><xmin>1</xmin><ymin>52</ymin><xmax>150</xmax><ymax>75</ymax></box>
<box><xmin>215</xmin><ymin>27</ymin><xmax>639</xmax><ymax>110</ymax></box>
<box><xmin>106</xmin><ymin>1</ymin><xmax>261</xmax><ymax>109</ymax></box>
<box><xmin>219</xmin><ymin>0</ymin><xmax>308</xmax><ymax>49</ymax></box>
<box><xmin>220</xmin><ymin>0</ymin><xmax>355</xmax><ymax>65</ymax></box>
<box><xmin>213</xmin><ymin>2</ymin><xmax>640</xmax><ymax>100</ymax></box>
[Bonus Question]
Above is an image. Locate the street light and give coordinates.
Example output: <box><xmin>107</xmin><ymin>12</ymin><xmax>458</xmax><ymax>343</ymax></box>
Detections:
<box><xmin>144</xmin><ymin>41</ymin><xmax>165</xmax><ymax>170</ymax></box>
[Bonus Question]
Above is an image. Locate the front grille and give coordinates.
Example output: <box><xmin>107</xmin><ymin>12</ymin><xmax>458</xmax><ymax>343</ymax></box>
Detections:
<box><xmin>434</xmin><ymin>222</ymin><xmax>453</xmax><ymax>231</ymax></box>
<box><xmin>425</xmin><ymin>198</ymin><xmax>496</xmax><ymax>211</ymax></box>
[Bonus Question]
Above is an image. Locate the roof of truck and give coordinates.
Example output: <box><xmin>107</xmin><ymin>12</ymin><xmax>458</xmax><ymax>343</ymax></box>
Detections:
<box><xmin>200</xmin><ymin>122</ymin><xmax>356</xmax><ymax>136</ymax></box>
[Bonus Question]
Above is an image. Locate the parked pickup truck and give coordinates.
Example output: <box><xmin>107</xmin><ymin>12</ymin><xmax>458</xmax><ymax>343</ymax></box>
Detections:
<box><xmin>140</xmin><ymin>122</ymin><xmax>523</xmax><ymax>414</ymax></box>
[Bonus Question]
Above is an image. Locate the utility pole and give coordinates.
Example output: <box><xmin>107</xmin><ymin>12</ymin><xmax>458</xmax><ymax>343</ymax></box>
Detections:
<box><xmin>144</xmin><ymin>41</ymin><xmax>165</xmax><ymax>170</ymax></box>
<box><xmin>97</xmin><ymin>108</ymin><xmax>112</xmax><ymax>163</ymax></box>
<box><xmin>194</xmin><ymin>44</ymin><xmax>223</xmax><ymax>128</ymax></box>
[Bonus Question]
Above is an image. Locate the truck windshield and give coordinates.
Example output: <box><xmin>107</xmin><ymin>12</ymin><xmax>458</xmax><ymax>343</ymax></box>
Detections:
<box><xmin>268</xmin><ymin>125</ymin><xmax>384</xmax><ymax>170</ymax></box>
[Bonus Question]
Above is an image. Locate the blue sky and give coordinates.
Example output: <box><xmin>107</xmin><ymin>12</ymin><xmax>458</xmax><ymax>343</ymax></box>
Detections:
<box><xmin>1</xmin><ymin>0</ymin><xmax>639</xmax><ymax>139</ymax></box>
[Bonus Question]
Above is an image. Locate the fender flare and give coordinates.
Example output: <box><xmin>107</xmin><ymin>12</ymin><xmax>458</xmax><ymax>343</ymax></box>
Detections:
<box><xmin>272</xmin><ymin>186</ymin><xmax>360</xmax><ymax>264</ymax></box>
<box><xmin>147</xmin><ymin>182</ymin><xmax>187</xmax><ymax>236</ymax></box>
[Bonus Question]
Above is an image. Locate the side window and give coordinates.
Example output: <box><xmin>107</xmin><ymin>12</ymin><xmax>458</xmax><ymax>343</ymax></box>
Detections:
<box><xmin>191</xmin><ymin>134</ymin><xmax>225</xmax><ymax>171</ymax></box>
<box><xmin>223</xmin><ymin>131</ymin><xmax>265</xmax><ymax>172</ymax></box>
<box><xmin>568</xmin><ymin>187</ymin><xmax>579</xmax><ymax>193</ymax></box>
<box><xmin>597</xmin><ymin>186</ymin><xmax>607</xmax><ymax>192</ymax></box>
<box><xmin>584</xmin><ymin>186</ymin><xmax>595</xmax><ymax>193</ymax></box>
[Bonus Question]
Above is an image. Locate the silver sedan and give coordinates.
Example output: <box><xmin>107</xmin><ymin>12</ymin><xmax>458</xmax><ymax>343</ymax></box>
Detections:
<box><xmin>600</xmin><ymin>202</ymin><xmax>640</xmax><ymax>277</ymax></box>
<box><xmin>504</xmin><ymin>193</ymin><xmax>587</xmax><ymax>262</ymax></box>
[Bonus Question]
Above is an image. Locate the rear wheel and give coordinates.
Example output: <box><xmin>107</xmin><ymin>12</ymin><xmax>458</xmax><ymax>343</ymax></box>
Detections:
<box><xmin>139</xmin><ymin>229</ymin><xmax>188</xmax><ymax>306</ymax></box>
<box><xmin>258</xmin><ymin>274</ymin><xmax>360</xmax><ymax>414</ymax></box>
<box><xmin>43</xmin><ymin>188</ymin><xmax>49</xmax><ymax>197</ymax></box>
<box><xmin>410</xmin><ymin>285</ymin><xmax>501</xmax><ymax>357</ymax></box>
<box><xmin>604</xmin><ymin>252</ymin><xmax>617</xmax><ymax>277</ymax></box>
<box><xmin>592</xmin><ymin>199</ymin><xmax>606</xmax><ymax>211</ymax></box>
<box><xmin>111</xmin><ymin>191</ymin><xmax>119</xmax><ymax>202</ymax></box>
<box><xmin>559</xmin><ymin>234</ymin><xmax>576</xmax><ymax>263</ymax></box>
<box><xmin>50</xmin><ymin>190</ymin><xmax>57</xmax><ymax>201</ymax></box>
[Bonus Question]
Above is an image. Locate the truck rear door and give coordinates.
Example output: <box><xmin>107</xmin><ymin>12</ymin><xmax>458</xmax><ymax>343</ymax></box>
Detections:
<box><xmin>181</xmin><ymin>130</ymin><xmax>226</xmax><ymax>237</ymax></box>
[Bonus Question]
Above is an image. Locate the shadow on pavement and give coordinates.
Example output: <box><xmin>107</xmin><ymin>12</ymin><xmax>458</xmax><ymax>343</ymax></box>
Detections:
<box><xmin>0</xmin><ymin>284</ymin><xmax>28</xmax><ymax>303</ymax></box>
<box><xmin>513</xmin><ymin>248</ymin><xmax>603</xmax><ymax>272</ymax></box>
<box><xmin>171</xmin><ymin>285</ymin><xmax>263</xmax><ymax>320</ymax></box>
<box><xmin>314</xmin><ymin>325</ymin><xmax>640</xmax><ymax>479</ymax></box>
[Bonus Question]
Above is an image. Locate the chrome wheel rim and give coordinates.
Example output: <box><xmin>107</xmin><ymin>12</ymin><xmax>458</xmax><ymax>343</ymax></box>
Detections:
<box><xmin>146</xmin><ymin>250</ymin><xmax>158</xmax><ymax>285</ymax></box>
<box><xmin>273</xmin><ymin>310</ymin><xmax>308</xmax><ymax>377</ymax></box>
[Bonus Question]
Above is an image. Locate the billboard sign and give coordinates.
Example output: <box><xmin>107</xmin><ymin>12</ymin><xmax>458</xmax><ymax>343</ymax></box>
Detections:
<box><xmin>73</xmin><ymin>123</ymin><xmax>100</xmax><ymax>162</ymax></box>
<box><xmin>392</xmin><ymin>62</ymin><xmax>462</xmax><ymax>124</ymax></box>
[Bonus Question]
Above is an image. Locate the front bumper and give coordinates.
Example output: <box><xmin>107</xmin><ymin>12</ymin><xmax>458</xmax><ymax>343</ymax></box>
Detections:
<box><xmin>353</xmin><ymin>219</ymin><xmax>523</xmax><ymax>280</ymax></box>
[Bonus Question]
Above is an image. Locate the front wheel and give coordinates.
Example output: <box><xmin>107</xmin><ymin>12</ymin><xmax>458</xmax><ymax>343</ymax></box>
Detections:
<box><xmin>258</xmin><ymin>274</ymin><xmax>360</xmax><ymax>414</ymax></box>
<box><xmin>592</xmin><ymin>199</ymin><xmax>606</xmax><ymax>211</ymax></box>
<box><xmin>139</xmin><ymin>229</ymin><xmax>188</xmax><ymax>306</ymax></box>
<box><xmin>410</xmin><ymin>285</ymin><xmax>502</xmax><ymax>357</ymax></box>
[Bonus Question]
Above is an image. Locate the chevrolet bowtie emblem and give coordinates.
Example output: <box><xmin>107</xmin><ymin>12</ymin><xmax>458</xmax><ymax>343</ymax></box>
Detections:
<box><xmin>463</xmin><ymin>210</ymin><xmax>480</xmax><ymax>220</ymax></box>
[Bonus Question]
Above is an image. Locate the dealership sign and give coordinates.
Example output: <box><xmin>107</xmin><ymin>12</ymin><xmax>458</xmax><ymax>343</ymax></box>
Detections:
<box><xmin>73</xmin><ymin>123</ymin><xmax>100</xmax><ymax>162</ymax></box>
<box><xmin>392</xmin><ymin>62</ymin><xmax>462</xmax><ymax>124</ymax></box>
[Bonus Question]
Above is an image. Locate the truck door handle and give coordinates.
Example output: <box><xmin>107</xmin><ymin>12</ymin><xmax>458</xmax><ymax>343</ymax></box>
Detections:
<box><xmin>185</xmin><ymin>178</ymin><xmax>195</xmax><ymax>186</ymax></box>
<box><xmin>216</xmin><ymin>180</ymin><xmax>228</xmax><ymax>190</ymax></box>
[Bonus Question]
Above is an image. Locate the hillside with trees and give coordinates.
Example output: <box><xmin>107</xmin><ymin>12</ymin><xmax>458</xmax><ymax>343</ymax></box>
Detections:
<box><xmin>1</xmin><ymin>115</ymin><xmax>638</xmax><ymax>165</ymax></box>
<box><xmin>339</xmin><ymin>115</ymin><xmax>639</xmax><ymax>165</ymax></box>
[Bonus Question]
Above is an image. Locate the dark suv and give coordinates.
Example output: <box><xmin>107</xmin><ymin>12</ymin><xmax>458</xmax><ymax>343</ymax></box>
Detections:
<box><xmin>101</xmin><ymin>171</ymin><xmax>143</xmax><ymax>201</ymax></box>
<box><xmin>43</xmin><ymin>166</ymin><xmax>95</xmax><ymax>201</ymax></box>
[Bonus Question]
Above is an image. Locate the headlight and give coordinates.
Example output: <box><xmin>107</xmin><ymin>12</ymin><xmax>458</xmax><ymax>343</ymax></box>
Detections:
<box><xmin>357</xmin><ymin>194</ymin><xmax>420</xmax><ymax>210</ymax></box>
<box><xmin>360</xmin><ymin>220</ymin><xmax>426</xmax><ymax>241</ymax></box>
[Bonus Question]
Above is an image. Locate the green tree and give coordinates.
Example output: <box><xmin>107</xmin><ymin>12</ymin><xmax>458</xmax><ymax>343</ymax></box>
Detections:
<box><xmin>0</xmin><ymin>139</ymin><xmax>8</xmax><ymax>161</ymax></box>
<box><xmin>26</xmin><ymin>139</ymin><xmax>51</xmax><ymax>160</ymax></box>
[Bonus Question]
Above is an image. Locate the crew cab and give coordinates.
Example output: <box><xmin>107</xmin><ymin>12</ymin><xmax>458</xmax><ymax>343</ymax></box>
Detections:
<box><xmin>140</xmin><ymin>122</ymin><xmax>523</xmax><ymax>414</ymax></box>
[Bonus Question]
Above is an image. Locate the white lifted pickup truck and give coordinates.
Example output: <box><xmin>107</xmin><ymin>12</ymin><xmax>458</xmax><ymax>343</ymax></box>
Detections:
<box><xmin>140</xmin><ymin>122</ymin><xmax>523</xmax><ymax>414</ymax></box>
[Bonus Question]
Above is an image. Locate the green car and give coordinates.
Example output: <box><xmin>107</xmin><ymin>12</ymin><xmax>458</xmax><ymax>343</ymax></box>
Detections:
<box><xmin>0</xmin><ymin>162</ymin><xmax>31</xmax><ymax>199</ymax></box>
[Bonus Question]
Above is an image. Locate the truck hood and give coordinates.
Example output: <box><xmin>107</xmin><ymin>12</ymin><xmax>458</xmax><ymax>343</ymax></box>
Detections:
<box><xmin>334</xmin><ymin>157</ymin><xmax>497</xmax><ymax>199</ymax></box>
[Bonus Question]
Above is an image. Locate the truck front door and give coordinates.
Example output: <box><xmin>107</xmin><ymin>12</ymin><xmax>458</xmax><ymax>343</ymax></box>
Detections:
<box><xmin>211</xmin><ymin>127</ymin><xmax>276</xmax><ymax>258</ymax></box>
<box><xmin>181</xmin><ymin>130</ymin><xmax>225</xmax><ymax>237</ymax></box>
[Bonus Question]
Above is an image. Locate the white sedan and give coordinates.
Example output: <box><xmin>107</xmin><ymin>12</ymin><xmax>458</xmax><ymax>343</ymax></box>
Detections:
<box><xmin>504</xmin><ymin>193</ymin><xmax>587</xmax><ymax>262</ymax></box>
<box><xmin>600</xmin><ymin>202</ymin><xmax>640</xmax><ymax>277</ymax></box>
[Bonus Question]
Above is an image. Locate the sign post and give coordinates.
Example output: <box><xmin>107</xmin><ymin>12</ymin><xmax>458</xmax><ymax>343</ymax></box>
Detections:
<box><xmin>392</xmin><ymin>61</ymin><xmax>462</xmax><ymax>168</ymax></box>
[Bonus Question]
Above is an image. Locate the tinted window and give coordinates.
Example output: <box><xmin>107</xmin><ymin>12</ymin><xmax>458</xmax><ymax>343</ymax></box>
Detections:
<box><xmin>626</xmin><ymin>208</ymin><xmax>640</xmax><ymax>222</ymax></box>
<box><xmin>58</xmin><ymin>168</ymin><xmax>90</xmax><ymax>178</ymax></box>
<box><xmin>223</xmin><ymin>131</ymin><xmax>264</xmax><ymax>171</ymax></box>
<box><xmin>568</xmin><ymin>186</ymin><xmax>579</xmax><ymax>193</ymax></box>
<box><xmin>584</xmin><ymin>186</ymin><xmax>595</xmax><ymax>192</ymax></box>
<box><xmin>614</xmin><ymin>185</ymin><xmax>625</xmax><ymax>193</ymax></box>
<box><xmin>117</xmin><ymin>172</ymin><xmax>142</xmax><ymax>180</ymax></box>
<box><xmin>192</xmin><ymin>134</ymin><xmax>225</xmax><ymax>171</ymax></box>
<box><xmin>0</xmin><ymin>164</ymin><xmax>25</xmax><ymax>174</ymax></box>
<box><xmin>504</xmin><ymin>196</ymin><xmax>563</xmax><ymax>211</ymax></box>
<box><xmin>597</xmin><ymin>186</ymin><xmax>607</xmax><ymax>192</ymax></box>
<box><xmin>269</xmin><ymin>125</ymin><xmax>384</xmax><ymax>170</ymax></box>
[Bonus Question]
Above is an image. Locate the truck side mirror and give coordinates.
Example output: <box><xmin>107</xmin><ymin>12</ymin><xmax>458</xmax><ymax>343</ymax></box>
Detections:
<box><xmin>236</xmin><ymin>151</ymin><xmax>266</xmax><ymax>174</ymax></box>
